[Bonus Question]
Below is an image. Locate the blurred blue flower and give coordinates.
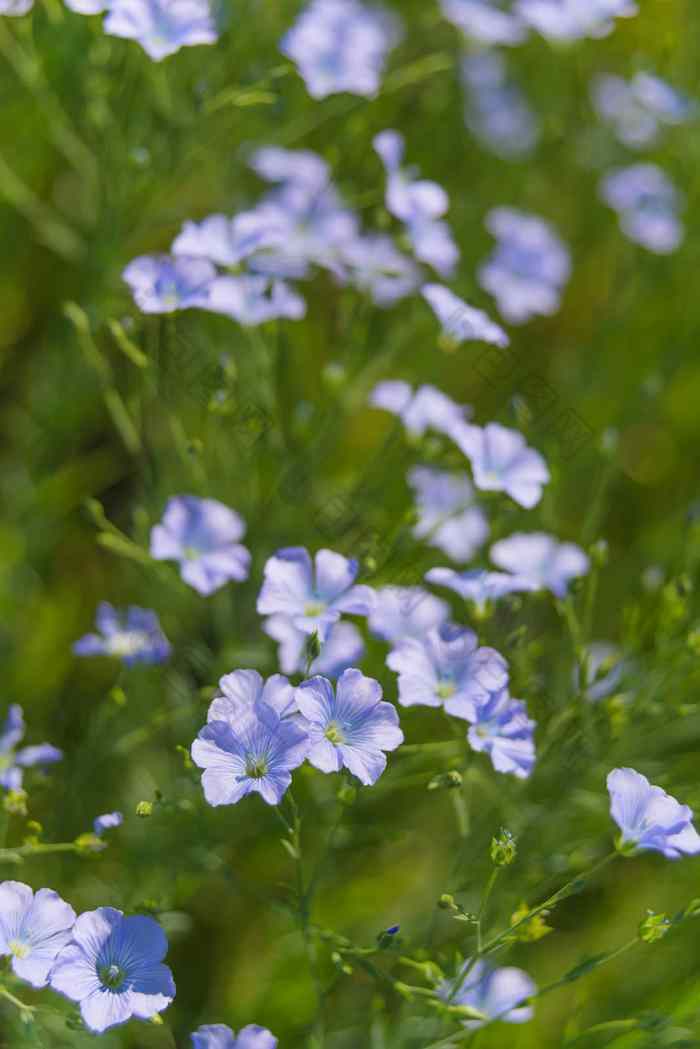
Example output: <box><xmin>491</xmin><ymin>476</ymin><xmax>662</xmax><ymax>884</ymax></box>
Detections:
<box><xmin>462</xmin><ymin>52</ymin><xmax>540</xmax><ymax>159</ymax></box>
<box><xmin>441</xmin><ymin>0</ymin><xmax>527</xmax><ymax>45</ymax></box>
<box><xmin>607</xmin><ymin>767</ymin><xmax>700</xmax><ymax>858</ymax></box>
<box><xmin>264</xmin><ymin>616</ymin><xmax>365</xmax><ymax>677</ymax></box>
<box><xmin>0</xmin><ymin>881</ymin><xmax>76</xmax><ymax>988</ymax></box>
<box><xmin>367</xmin><ymin>586</ymin><xmax>449</xmax><ymax>645</ymax></box>
<box><xmin>467</xmin><ymin>687</ymin><xmax>536</xmax><ymax>778</ymax></box>
<box><xmin>281</xmin><ymin>0</ymin><xmax>401</xmax><ymax>100</ymax></box>
<box><xmin>516</xmin><ymin>0</ymin><xmax>637</xmax><ymax>41</ymax></box>
<box><xmin>207</xmin><ymin>275</ymin><xmax>306</xmax><ymax>325</ymax></box>
<box><xmin>577</xmin><ymin>642</ymin><xmax>628</xmax><ymax>702</ymax></box>
<box><xmin>449</xmin><ymin>422</ymin><xmax>550</xmax><ymax>509</ymax></box>
<box><xmin>172</xmin><ymin>209</ymin><xmax>292</xmax><ymax>269</ymax></box>
<box><xmin>340</xmin><ymin>234</ymin><xmax>421</xmax><ymax>305</ymax></box>
<box><xmin>387</xmin><ymin>622</ymin><xmax>508</xmax><ymax>716</ymax></box>
<box><xmin>422</xmin><ymin>284</ymin><xmax>509</xmax><ymax>347</ymax></box>
<box><xmin>150</xmin><ymin>495</ymin><xmax>251</xmax><ymax>596</ymax></box>
<box><xmin>64</xmin><ymin>0</ymin><xmax>107</xmax><ymax>11</ymax></box>
<box><xmin>104</xmin><ymin>0</ymin><xmax>218</xmax><ymax>61</ymax></box>
<box><xmin>426</xmin><ymin>567</ymin><xmax>538</xmax><ymax>611</ymax></box>
<box><xmin>0</xmin><ymin>0</ymin><xmax>33</xmax><ymax>14</ymax></box>
<box><xmin>0</xmin><ymin>705</ymin><xmax>62</xmax><ymax>792</ymax></box>
<box><xmin>490</xmin><ymin>532</ymin><xmax>589</xmax><ymax>598</ymax></box>
<box><xmin>370</xmin><ymin>380</ymin><xmax>471</xmax><ymax>437</ymax></box>
<box><xmin>50</xmin><ymin>908</ymin><xmax>175</xmax><ymax>1032</ymax></box>
<box><xmin>408</xmin><ymin>466</ymin><xmax>489</xmax><ymax>562</ymax></box>
<box><xmin>440</xmin><ymin>959</ymin><xmax>536</xmax><ymax>1025</ymax></box>
<box><xmin>296</xmin><ymin>668</ymin><xmax>403</xmax><ymax>785</ymax></box>
<box><xmin>123</xmin><ymin>254</ymin><xmax>216</xmax><ymax>314</ymax></box>
<box><xmin>257</xmin><ymin>547</ymin><xmax>374</xmax><ymax>642</ymax></box>
<box><xmin>592</xmin><ymin>73</ymin><xmax>696</xmax><ymax>149</ymax></box>
<box><xmin>192</xmin><ymin>1025</ymin><xmax>278</xmax><ymax>1049</ymax></box>
<box><xmin>73</xmin><ymin>603</ymin><xmax>171</xmax><ymax>665</ymax></box>
<box><xmin>478</xmin><ymin>207</ymin><xmax>571</xmax><ymax>323</ymax></box>
<box><xmin>600</xmin><ymin>164</ymin><xmax>684</xmax><ymax>254</ymax></box>
<box><xmin>94</xmin><ymin>812</ymin><xmax>124</xmax><ymax>835</ymax></box>
<box><xmin>191</xmin><ymin>697</ymin><xmax>310</xmax><ymax>806</ymax></box>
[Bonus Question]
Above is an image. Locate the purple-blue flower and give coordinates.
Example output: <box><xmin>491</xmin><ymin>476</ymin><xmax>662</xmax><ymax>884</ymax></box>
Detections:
<box><xmin>123</xmin><ymin>255</ymin><xmax>216</xmax><ymax>314</ymax></box>
<box><xmin>64</xmin><ymin>0</ymin><xmax>108</xmax><ymax>12</ymax></box>
<box><xmin>192</xmin><ymin>1025</ymin><xmax>278</xmax><ymax>1049</ymax></box>
<box><xmin>205</xmin><ymin>670</ymin><xmax>298</xmax><ymax>725</ymax></box>
<box><xmin>172</xmin><ymin>209</ymin><xmax>288</xmax><ymax>269</ymax></box>
<box><xmin>426</xmin><ymin>567</ymin><xmax>538</xmax><ymax>611</ymax></box>
<box><xmin>490</xmin><ymin>532</ymin><xmax>589</xmax><ymax>598</ymax></box>
<box><xmin>257</xmin><ymin>547</ymin><xmax>373</xmax><ymax>642</ymax></box>
<box><xmin>607</xmin><ymin>768</ymin><xmax>700</xmax><ymax>859</ymax></box>
<box><xmin>440</xmin><ymin>959</ymin><xmax>536</xmax><ymax>1026</ymax></box>
<box><xmin>281</xmin><ymin>0</ymin><xmax>401</xmax><ymax>100</ymax></box>
<box><xmin>0</xmin><ymin>705</ymin><xmax>62</xmax><ymax>792</ymax></box>
<box><xmin>462</xmin><ymin>52</ymin><xmax>540</xmax><ymax>159</ymax></box>
<box><xmin>150</xmin><ymin>495</ymin><xmax>251</xmax><ymax>596</ymax></box>
<box><xmin>192</xmin><ymin>696</ymin><xmax>309</xmax><ymax>806</ymax></box>
<box><xmin>264</xmin><ymin>616</ymin><xmax>365</xmax><ymax>678</ymax></box>
<box><xmin>367</xmin><ymin>586</ymin><xmax>449</xmax><ymax>645</ymax></box>
<box><xmin>449</xmin><ymin>422</ymin><xmax>549</xmax><ymax>509</ymax></box>
<box><xmin>467</xmin><ymin>687</ymin><xmax>536</xmax><ymax>778</ymax></box>
<box><xmin>50</xmin><ymin>908</ymin><xmax>175</xmax><ymax>1032</ymax></box>
<box><xmin>94</xmin><ymin>812</ymin><xmax>124</xmax><ymax>836</ymax></box>
<box><xmin>370</xmin><ymin>381</ymin><xmax>470</xmax><ymax>438</ymax></box>
<box><xmin>600</xmin><ymin>164</ymin><xmax>684</xmax><ymax>254</ymax></box>
<box><xmin>422</xmin><ymin>284</ymin><xmax>509</xmax><ymax>348</ymax></box>
<box><xmin>408</xmin><ymin>466</ymin><xmax>489</xmax><ymax>563</ymax></box>
<box><xmin>441</xmin><ymin>0</ymin><xmax>528</xmax><ymax>45</ymax></box>
<box><xmin>340</xmin><ymin>234</ymin><xmax>421</xmax><ymax>306</ymax></box>
<box><xmin>577</xmin><ymin>642</ymin><xmax>627</xmax><ymax>702</ymax></box>
<box><xmin>207</xmin><ymin>275</ymin><xmax>306</xmax><ymax>325</ymax></box>
<box><xmin>591</xmin><ymin>73</ymin><xmax>695</xmax><ymax>149</ymax></box>
<box><xmin>104</xmin><ymin>0</ymin><xmax>218</xmax><ymax>61</ymax></box>
<box><xmin>295</xmin><ymin>669</ymin><xmax>403</xmax><ymax>785</ymax></box>
<box><xmin>515</xmin><ymin>0</ymin><xmax>637</xmax><ymax>41</ymax></box>
<box><xmin>0</xmin><ymin>0</ymin><xmax>33</xmax><ymax>14</ymax></box>
<box><xmin>0</xmin><ymin>882</ymin><xmax>75</xmax><ymax>988</ymax></box>
<box><xmin>387</xmin><ymin>623</ymin><xmax>508</xmax><ymax>717</ymax></box>
<box><xmin>478</xmin><ymin>207</ymin><xmax>571</xmax><ymax>324</ymax></box>
<box><xmin>73</xmin><ymin>603</ymin><xmax>171</xmax><ymax>665</ymax></box>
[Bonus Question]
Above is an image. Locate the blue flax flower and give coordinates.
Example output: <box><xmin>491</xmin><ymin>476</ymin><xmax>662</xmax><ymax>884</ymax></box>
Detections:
<box><xmin>0</xmin><ymin>0</ymin><xmax>33</xmax><ymax>12</ymax></box>
<box><xmin>440</xmin><ymin>959</ymin><xmax>536</xmax><ymax>1026</ymax></box>
<box><xmin>387</xmin><ymin>623</ymin><xmax>508</xmax><ymax>717</ymax></box>
<box><xmin>367</xmin><ymin>586</ymin><xmax>449</xmax><ymax>645</ymax></box>
<box><xmin>281</xmin><ymin>0</ymin><xmax>401</xmax><ymax>100</ymax></box>
<box><xmin>467</xmin><ymin>687</ymin><xmax>536</xmax><ymax>778</ymax></box>
<box><xmin>607</xmin><ymin>768</ymin><xmax>700</xmax><ymax>858</ymax></box>
<box><xmin>441</xmin><ymin>0</ymin><xmax>528</xmax><ymax>45</ymax></box>
<box><xmin>50</xmin><ymin>908</ymin><xmax>175</xmax><ymax>1033</ymax></box>
<box><xmin>462</xmin><ymin>52</ymin><xmax>540</xmax><ymax>159</ymax></box>
<box><xmin>515</xmin><ymin>0</ymin><xmax>637</xmax><ymax>41</ymax></box>
<box><xmin>205</xmin><ymin>670</ymin><xmax>298</xmax><ymax>725</ymax></box>
<box><xmin>449</xmin><ymin>422</ymin><xmax>549</xmax><ymax>509</ymax></box>
<box><xmin>73</xmin><ymin>603</ymin><xmax>171</xmax><ymax>665</ymax></box>
<box><xmin>408</xmin><ymin>466</ymin><xmax>489</xmax><ymax>563</ymax></box>
<box><xmin>478</xmin><ymin>207</ymin><xmax>571</xmax><ymax>324</ymax></box>
<box><xmin>340</xmin><ymin>234</ymin><xmax>421</xmax><ymax>306</ymax></box>
<box><xmin>591</xmin><ymin>73</ymin><xmax>696</xmax><ymax>150</ymax></box>
<box><xmin>264</xmin><ymin>616</ymin><xmax>365</xmax><ymax>677</ymax></box>
<box><xmin>0</xmin><ymin>881</ymin><xmax>75</xmax><ymax>988</ymax></box>
<box><xmin>0</xmin><ymin>705</ymin><xmax>62</xmax><ymax>791</ymax></box>
<box><xmin>192</xmin><ymin>1025</ymin><xmax>278</xmax><ymax>1049</ymax></box>
<box><xmin>207</xmin><ymin>275</ymin><xmax>306</xmax><ymax>325</ymax></box>
<box><xmin>490</xmin><ymin>532</ymin><xmax>589</xmax><ymax>598</ymax></box>
<box><xmin>425</xmin><ymin>567</ymin><xmax>538</xmax><ymax>612</ymax></box>
<box><xmin>104</xmin><ymin>0</ymin><xmax>218</xmax><ymax>61</ymax></box>
<box><xmin>422</xmin><ymin>284</ymin><xmax>509</xmax><ymax>347</ymax></box>
<box><xmin>123</xmin><ymin>255</ymin><xmax>216</xmax><ymax>314</ymax></box>
<box><xmin>192</xmin><ymin>697</ymin><xmax>309</xmax><ymax>806</ymax></box>
<box><xmin>370</xmin><ymin>381</ymin><xmax>470</xmax><ymax>438</ymax></box>
<box><xmin>94</xmin><ymin>812</ymin><xmax>124</xmax><ymax>835</ymax></box>
<box><xmin>150</xmin><ymin>495</ymin><xmax>251</xmax><ymax>596</ymax></box>
<box><xmin>257</xmin><ymin>547</ymin><xmax>374</xmax><ymax>642</ymax></box>
<box><xmin>295</xmin><ymin>669</ymin><xmax>403</xmax><ymax>785</ymax></box>
<box><xmin>600</xmin><ymin>164</ymin><xmax>683</xmax><ymax>254</ymax></box>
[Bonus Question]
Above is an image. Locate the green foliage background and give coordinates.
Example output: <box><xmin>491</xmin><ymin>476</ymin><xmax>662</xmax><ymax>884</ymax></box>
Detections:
<box><xmin>0</xmin><ymin>0</ymin><xmax>700</xmax><ymax>1045</ymax></box>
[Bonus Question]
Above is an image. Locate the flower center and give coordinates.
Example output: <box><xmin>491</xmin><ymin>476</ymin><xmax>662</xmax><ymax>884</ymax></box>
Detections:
<box><xmin>304</xmin><ymin>601</ymin><xmax>326</xmax><ymax>617</ymax></box>
<box><xmin>8</xmin><ymin>939</ymin><xmax>30</xmax><ymax>960</ymax></box>
<box><xmin>245</xmin><ymin>756</ymin><xmax>268</xmax><ymax>779</ymax></box>
<box><xmin>106</xmin><ymin>631</ymin><xmax>148</xmax><ymax>658</ymax></box>
<box><xmin>99</xmin><ymin>963</ymin><xmax>126</xmax><ymax>991</ymax></box>
<box><xmin>183</xmin><ymin>545</ymin><xmax>201</xmax><ymax>561</ymax></box>
<box><xmin>436</xmin><ymin>681</ymin><xmax>456</xmax><ymax>700</ymax></box>
<box><xmin>324</xmin><ymin>721</ymin><xmax>345</xmax><ymax>745</ymax></box>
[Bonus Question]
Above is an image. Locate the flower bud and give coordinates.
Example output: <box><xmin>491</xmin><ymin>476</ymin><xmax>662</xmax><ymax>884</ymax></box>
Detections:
<box><xmin>136</xmin><ymin>801</ymin><xmax>153</xmax><ymax>818</ymax></box>
<box><xmin>491</xmin><ymin>828</ymin><xmax>517</xmax><ymax>866</ymax></box>
<box><xmin>4</xmin><ymin>790</ymin><xmax>27</xmax><ymax>817</ymax></box>
<box><xmin>428</xmin><ymin>770</ymin><xmax>463</xmax><ymax>791</ymax></box>
<box><xmin>639</xmin><ymin>910</ymin><xmax>671</xmax><ymax>943</ymax></box>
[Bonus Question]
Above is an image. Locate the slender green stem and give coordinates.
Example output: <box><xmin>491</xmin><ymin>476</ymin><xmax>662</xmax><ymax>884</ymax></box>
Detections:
<box><xmin>476</xmin><ymin>869</ymin><xmax>500</xmax><ymax>955</ymax></box>
<box><xmin>0</xmin><ymin>983</ymin><xmax>36</xmax><ymax>1017</ymax></box>
<box><xmin>0</xmin><ymin>842</ymin><xmax>80</xmax><ymax>863</ymax></box>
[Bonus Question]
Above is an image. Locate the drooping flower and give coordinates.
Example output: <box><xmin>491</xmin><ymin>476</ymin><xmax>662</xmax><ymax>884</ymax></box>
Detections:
<box><xmin>600</xmin><ymin>164</ymin><xmax>684</xmax><ymax>254</ymax></box>
<box><xmin>0</xmin><ymin>706</ymin><xmax>62</xmax><ymax>792</ymax></box>
<box><xmin>515</xmin><ymin>0</ymin><xmax>637</xmax><ymax>41</ymax></box>
<box><xmin>0</xmin><ymin>882</ymin><xmax>76</xmax><ymax>988</ymax></box>
<box><xmin>191</xmin><ymin>1025</ymin><xmax>278</xmax><ymax>1049</ymax></box>
<box><xmin>367</xmin><ymin>586</ymin><xmax>449</xmax><ymax>645</ymax></box>
<box><xmin>94</xmin><ymin>812</ymin><xmax>124</xmax><ymax>836</ymax></box>
<box><xmin>478</xmin><ymin>207</ymin><xmax>571</xmax><ymax>324</ymax></box>
<box><xmin>591</xmin><ymin>73</ymin><xmax>696</xmax><ymax>150</ymax></box>
<box><xmin>264</xmin><ymin>616</ymin><xmax>365</xmax><ymax>678</ymax></box>
<box><xmin>387</xmin><ymin>623</ymin><xmax>508</xmax><ymax>717</ymax></box>
<box><xmin>421</xmin><ymin>284</ymin><xmax>509</xmax><ymax>347</ymax></box>
<box><xmin>425</xmin><ymin>567</ymin><xmax>538</xmax><ymax>611</ymax></box>
<box><xmin>369</xmin><ymin>381</ymin><xmax>470</xmax><ymax>438</ymax></box>
<box><xmin>407</xmin><ymin>466</ymin><xmax>489</xmax><ymax>563</ymax></box>
<box><xmin>104</xmin><ymin>0</ymin><xmax>218</xmax><ymax>61</ymax></box>
<box><xmin>281</xmin><ymin>0</ymin><xmax>401</xmax><ymax>100</ymax></box>
<box><xmin>150</xmin><ymin>495</ymin><xmax>251</xmax><ymax>596</ymax></box>
<box><xmin>440</xmin><ymin>959</ymin><xmax>536</xmax><ymax>1026</ymax></box>
<box><xmin>607</xmin><ymin>768</ymin><xmax>700</xmax><ymax>858</ymax></box>
<box><xmin>191</xmin><ymin>699</ymin><xmax>309</xmax><ymax>806</ymax></box>
<box><xmin>73</xmin><ymin>603</ymin><xmax>171</xmax><ymax>665</ymax></box>
<box><xmin>123</xmin><ymin>255</ymin><xmax>216</xmax><ymax>314</ymax></box>
<box><xmin>466</xmin><ymin>687</ymin><xmax>536</xmax><ymax>778</ymax></box>
<box><xmin>490</xmin><ymin>532</ymin><xmax>589</xmax><ymax>598</ymax></box>
<box><xmin>462</xmin><ymin>51</ymin><xmax>540</xmax><ymax>159</ymax></box>
<box><xmin>440</xmin><ymin>0</ymin><xmax>528</xmax><ymax>45</ymax></box>
<box><xmin>50</xmin><ymin>908</ymin><xmax>175</xmax><ymax>1032</ymax></box>
<box><xmin>257</xmin><ymin>547</ymin><xmax>373</xmax><ymax>642</ymax></box>
<box><xmin>295</xmin><ymin>669</ymin><xmax>403</xmax><ymax>785</ymax></box>
<box><xmin>449</xmin><ymin>422</ymin><xmax>549</xmax><ymax>509</ymax></box>
<box><xmin>576</xmin><ymin>642</ymin><xmax>627</xmax><ymax>702</ymax></box>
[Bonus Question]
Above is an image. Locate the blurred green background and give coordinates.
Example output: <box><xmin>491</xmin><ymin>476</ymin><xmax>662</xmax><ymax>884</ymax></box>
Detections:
<box><xmin>1</xmin><ymin>0</ymin><xmax>700</xmax><ymax>1045</ymax></box>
